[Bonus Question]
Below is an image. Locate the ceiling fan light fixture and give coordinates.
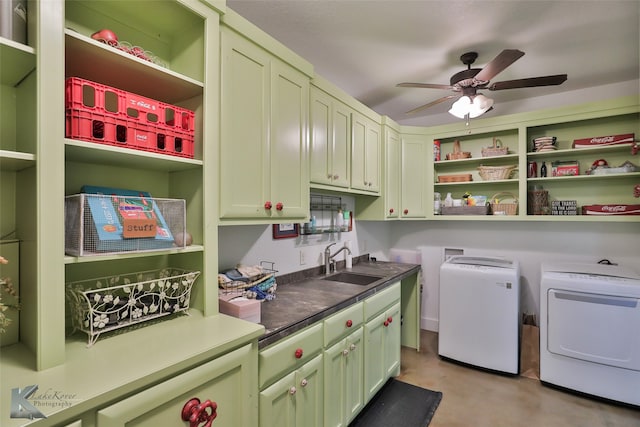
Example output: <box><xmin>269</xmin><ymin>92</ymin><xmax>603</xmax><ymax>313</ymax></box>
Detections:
<box><xmin>448</xmin><ymin>95</ymin><xmax>472</xmax><ymax>118</ymax></box>
<box><xmin>448</xmin><ymin>94</ymin><xmax>493</xmax><ymax>119</ymax></box>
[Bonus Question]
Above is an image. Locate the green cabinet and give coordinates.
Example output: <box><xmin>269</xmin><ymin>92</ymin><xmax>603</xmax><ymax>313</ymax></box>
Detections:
<box><xmin>383</xmin><ymin>125</ymin><xmax>401</xmax><ymax>219</ymax></box>
<box><xmin>364</xmin><ymin>302</ymin><xmax>401</xmax><ymax>402</ymax></box>
<box><xmin>220</xmin><ymin>15</ymin><xmax>312</xmax><ymax>222</ymax></box>
<box><xmin>259</xmin><ymin>353</ymin><xmax>324</xmax><ymax>427</ymax></box>
<box><xmin>97</xmin><ymin>343</ymin><xmax>258</xmax><ymax>427</ymax></box>
<box><xmin>400</xmin><ymin>133</ymin><xmax>429</xmax><ymax>218</ymax></box>
<box><xmin>324</xmin><ymin>327</ymin><xmax>365</xmax><ymax>427</ymax></box>
<box><xmin>363</xmin><ymin>283</ymin><xmax>401</xmax><ymax>402</ymax></box>
<box><xmin>351</xmin><ymin>111</ymin><xmax>381</xmax><ymax>194</ymax></box>
<box><xmin>309</xmin><ymin>85</ymin><xmax>351</xmax><ymax>189</ymax></box>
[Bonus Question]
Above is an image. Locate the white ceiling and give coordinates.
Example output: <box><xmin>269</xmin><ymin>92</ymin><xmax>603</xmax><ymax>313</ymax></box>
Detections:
<box><xmin>226</xmin><ymin>0</ymin><xmax>639</xmax><ymax>126</ymax></box>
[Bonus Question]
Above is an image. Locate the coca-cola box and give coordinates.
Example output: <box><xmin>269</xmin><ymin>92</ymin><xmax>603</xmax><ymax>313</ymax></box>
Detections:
<box><xmin>582</xmin><ymin>204</ymin><xmax>640</xmax><ymax>215</ymax></box>
<box><xmin>573</xmin><ymin>133</ymin><xmax>635</xmax><ymax>148</ymax></box>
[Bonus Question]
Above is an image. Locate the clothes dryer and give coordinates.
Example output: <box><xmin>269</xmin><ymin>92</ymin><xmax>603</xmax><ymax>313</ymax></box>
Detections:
<box><xmin>540</xmin><ymin>261</ymin><xmax>640</xmax><ymax>406</ymax></box>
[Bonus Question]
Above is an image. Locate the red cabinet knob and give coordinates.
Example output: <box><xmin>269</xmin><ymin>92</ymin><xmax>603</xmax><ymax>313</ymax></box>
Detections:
<box><xmin>384</xmin><ymin>320</ymin><xmax>390</xmax><ymax>327</ymax></box>
<box><xmin>346</xmin><ymin>319</ymin><xmax>353</xmax><ymax>328</ymax></box>
<box><xmin>387</xmin><ymin>316</ymin><xmax>393</xmax><ymax>323</ymax></box>
<box><xmin>389</xmin><ymin>208</ymin><xmax>394</xmax><ymax>214</ymax></box>
<box><xmin>294</xmin><ymin>348</ymin><xmax>303</xmax><ymax>359</ymax></box>
<box><xmin>276</xmin><ymin>202</ymin><xmax>284</xmax><ymax>211</ymax></box>
<box><xmin>264</xmin><ymin>201</ymin><xmax>272</xmax><ymax>210</ymax></box>
<box><xmin>403</xmin><ymin>209</ymin><xmax>409</xmax><ymax>215</ymax></box>
<box><xmin>182</xmin><ymin>398</ymin><xmax>218</xmax><ymax>427</ymax></box>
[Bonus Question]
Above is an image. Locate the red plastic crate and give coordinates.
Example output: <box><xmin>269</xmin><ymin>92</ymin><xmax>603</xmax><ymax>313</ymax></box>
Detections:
<box><xmin>65</xmin><ymin>77</ymin><xmax>195</xmax><ymax>158</ymax></box>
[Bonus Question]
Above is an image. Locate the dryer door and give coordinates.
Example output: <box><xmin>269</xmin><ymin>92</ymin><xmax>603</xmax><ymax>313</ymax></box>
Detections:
<box><xmin>547</xmin><ymin>289</ymin><xmax>640</xmax><ymax>371</ymax></box>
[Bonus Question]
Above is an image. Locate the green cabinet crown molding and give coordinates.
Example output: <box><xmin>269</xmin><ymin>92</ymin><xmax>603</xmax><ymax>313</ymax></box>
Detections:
<box><xmin>221</xmin><ymin>8</ymin><xmax>314</xmax><ymax>78</ymax></box>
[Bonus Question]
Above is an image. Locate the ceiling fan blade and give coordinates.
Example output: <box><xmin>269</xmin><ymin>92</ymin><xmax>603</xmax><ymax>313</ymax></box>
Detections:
<box><xmin>397</xmin><ymin>82</ymin><xmax>453</xmax><ymax>90</ymax></box>
<box><xmin>405</xmin><ymin>95</ymin><xmax>456</xmax><ymax>115</ymax></box>
<box><xmin>473</xmin><ymin>49</ymin><xmax>525</xmax><ymax>83</ymax></box>
<box><xmin>487</xmin><ymin>74</ymin><xmax>568</xmax><ymax>91</ymax></box>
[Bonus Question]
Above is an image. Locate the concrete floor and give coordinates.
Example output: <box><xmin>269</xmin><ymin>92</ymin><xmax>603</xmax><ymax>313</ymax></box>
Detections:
<box><xmin>396</xmin><ymin>330</ymin><xmax>640</xmax><ymax>427</ymax></box>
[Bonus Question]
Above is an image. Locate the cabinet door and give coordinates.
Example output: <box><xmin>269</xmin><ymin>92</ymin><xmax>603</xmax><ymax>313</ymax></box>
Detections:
<box><xmin>365</xmin><ymin>122</ymin><xmax>381</xmax><ymax>193</ymax></box>
<box><xmin>331</xmin><ymin>101</ymin><xmax>351</xmax><ymax>189</ymax></box>
<box><xmin>270</xmin><ymin>59</ymin><xmax>309</xmax><ymax>220</ymax></box>
<box><xmin>260</xmin><ymin>354</ymin><xmax>323</xmax><ymax>427</ymax></box>
<box><xmin>310</xmin><ymin>88</ymin><xmax>350</xmax><ymax>189</ymax></box>
<box><xmin>363</xmin><ymin>311</ymin><xmax>386</xmax><ymax>401</ymax></box>
<box><xmin>259</xmin><ymin>371</ymin><xmax>297</xmax><ymax>427</ymax></box>
<box><xmin>324</xmin><ymin>327</ymin><xmax>364</xmax><ymax>427</ymax></box>
<box><xmin>310</xmin><ymin>87</ymin><xmax>333</xmax><ymax>186</ymax></box>
<box><xmin>220</xmin><ymin>29</ymin><xmax>271</xmax><ymax>219</ymax></box>
<box><xmin>385</xmin><ymin>127</ymin><xmax>401</xmax><ymax>219</ymax></box>
<box><xmin>383</xmin><ymin>303</ymin><xmax>402</xmax><ymax>378</ymax></box>
<box><xmin>97</xmin><ymin>343</ymin><xmax>257</xmax><ymax>427</ymax></box>
<box><xmin>344</xmin><ymin>327</ymin><xmax>365</xmax><ymax>425</ymax></box>
<box><xmin>295</xmin><ymin>353</ymin><xmax>324</xmax><ymax>427</ymax></box>
<box><xmin>351</xmin><ymin>112</ymin><xmax>380</xmax><ymax>193</ymax></box>
<box><xmin>400</xmin><ymin>135</ymin><xmax>427</xmax><ymax>218</ymax></box>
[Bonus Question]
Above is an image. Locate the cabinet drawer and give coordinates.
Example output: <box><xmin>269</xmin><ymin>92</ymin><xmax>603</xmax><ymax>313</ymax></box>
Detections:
<box><xmin>324</xmin><ymin>302</ymin><xmax>363</xmax><ymax>347</ymax></box>
<box><xmin>259</xmin><ymin>322</ymin><xmax>324</xmax><ymax>389</ymax></box>
<box><xmin>364</xmin><ymin>282</ymin><xmax>400</xmax><ymax>321</ymax></box>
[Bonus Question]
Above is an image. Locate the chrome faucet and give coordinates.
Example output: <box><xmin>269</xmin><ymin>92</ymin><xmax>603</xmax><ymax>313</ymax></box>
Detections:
<box><xmin>324</xmin><ymin>243</ymin><xmax>352</xmax><ymax>275</ymax></box>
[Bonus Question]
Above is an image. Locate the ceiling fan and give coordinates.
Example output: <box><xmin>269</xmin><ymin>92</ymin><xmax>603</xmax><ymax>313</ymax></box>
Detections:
<box><xmin>397</xmin><ymin>49</ymin><xmax>568</xmax><ymax>116</ymax></box>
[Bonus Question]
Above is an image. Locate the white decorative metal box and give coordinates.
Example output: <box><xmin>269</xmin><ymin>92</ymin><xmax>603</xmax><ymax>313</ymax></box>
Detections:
<box><xmin>66</xmin><ymin>268</ymin><xmax>200</xmax><ymax>346</ymax></box>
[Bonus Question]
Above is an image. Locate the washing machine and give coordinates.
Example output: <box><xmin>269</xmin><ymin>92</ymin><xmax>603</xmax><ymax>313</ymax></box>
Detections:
<box><xmin>540</xmin><ymin>261</ymin><xmax>640</xmax><ymax>406</ymax></box>
<box><xmin>439</xmin><ymin>256</ymin><xmax>520</xmax><ymax>374</ymax></box>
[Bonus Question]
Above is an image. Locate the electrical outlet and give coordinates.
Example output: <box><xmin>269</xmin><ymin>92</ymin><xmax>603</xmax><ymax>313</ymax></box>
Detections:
<box><xmin>299</xmin><ymin>250</ymin><xmax>306</xmax><ymax>265</ymax></box>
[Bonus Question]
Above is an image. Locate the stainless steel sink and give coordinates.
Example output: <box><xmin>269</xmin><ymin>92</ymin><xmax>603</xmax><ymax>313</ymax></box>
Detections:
<box><xmin>323</xmin><ymin>272</ymin><xmax>383</xmax><ymax>286</ymax></box>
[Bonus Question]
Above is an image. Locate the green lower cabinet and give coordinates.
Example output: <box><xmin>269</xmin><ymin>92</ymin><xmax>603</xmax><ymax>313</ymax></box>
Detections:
<box><xmin>97</xmin><ymin>343</ymin><xmax>257</xmax><ymax>427</ymax></box>
<box><xmin>323</xmin><ymin>327</ymin><xmax>365</xmax><ymax>427</ymax></box>
<box><xmin>364</xmin><ymin>302</ymin><xmax>401</xmax><ymax>402</ymax></box>
<box><xmin>259</xmin><ymin>353</ymin><xmax>324</xmax><ymax>427</ymax></box>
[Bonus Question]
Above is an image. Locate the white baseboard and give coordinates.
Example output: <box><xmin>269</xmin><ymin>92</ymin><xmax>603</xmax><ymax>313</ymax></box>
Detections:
<box><xmin>421</xmin><ymin>316</ymin><xmax>438</xmax><ymax>332</ymax></box>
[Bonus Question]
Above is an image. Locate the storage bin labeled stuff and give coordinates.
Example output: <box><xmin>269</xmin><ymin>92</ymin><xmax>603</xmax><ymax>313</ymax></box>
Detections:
<box><xmin>65</xmin><ymin>77</ymin><xmax>195</xmax><ymax>158</ymax></box>
<box><xmin>65</xmin><ymin>193</ymin><xmax>186</xmax><ymax>256</ymax></box>
<box><xmin>66</xmin><ymin>268</ymin><xmax>200</xmax><ymax>346</ymax></box>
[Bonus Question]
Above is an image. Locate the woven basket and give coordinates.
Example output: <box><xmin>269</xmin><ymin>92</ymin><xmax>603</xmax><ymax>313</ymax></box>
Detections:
<box><xmin>490</xmin><ymin>192</ymin><xmax>518</xmax><ymax>215</ymax></box>
<box><xmin>478</xmin><ymin>165</ymin><xmax>517</xmax><ymax>181</ymax></box>
<box><xmin>445</xmin><ymin>140</ymin><xmax>472</xmax><ymax>160</ymax></box>
<box><xmin>481</xmin><ymin>137</ymin><xmax>509</xmax><ymax>157</ymax></box>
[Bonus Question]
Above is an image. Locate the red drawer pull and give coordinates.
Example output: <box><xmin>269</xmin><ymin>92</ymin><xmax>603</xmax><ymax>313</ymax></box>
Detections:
<box><xmin>295</xmin><ymin>348</ymin><xmax>304</xmax><ymax>359</ymax></box>
<box><xmin>346</xmin><ymin>319</ymin><xmax>353</xmax><ymax>328</ymax></box>
<box><xmin>276</xmin><ymin>202</ymin><xmax>284</xmax><ymax>211</ymax></box>
<box><xmin>182</xmin><ymin>398</ymin><xmax>218</xmax><ymax>427</ymax></box>
<box><xmin>264</xmin><ymin>201</ymin><xmax>272</xmax><ymax>210</ymax></box>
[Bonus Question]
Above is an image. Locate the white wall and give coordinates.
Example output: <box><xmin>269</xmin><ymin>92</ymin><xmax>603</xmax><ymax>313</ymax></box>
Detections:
<box><xmin>219</xmin><ymin>217</ymin><xmax>640</xmax><ymax>333</ymax></box>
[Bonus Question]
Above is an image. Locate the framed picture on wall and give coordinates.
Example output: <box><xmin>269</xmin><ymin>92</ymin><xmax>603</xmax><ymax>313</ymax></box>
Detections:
<box><xmin>272</xmin><ymin>223</ymin><xmax>299</xmax><ymax>239</ymax></box>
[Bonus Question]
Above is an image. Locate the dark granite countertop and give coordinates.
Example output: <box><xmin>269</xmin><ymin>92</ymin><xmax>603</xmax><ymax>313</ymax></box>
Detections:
<box><xmin>257</xmin><ymin>256</ymin><xmax>421</xmax><ymax>349</ymax></box>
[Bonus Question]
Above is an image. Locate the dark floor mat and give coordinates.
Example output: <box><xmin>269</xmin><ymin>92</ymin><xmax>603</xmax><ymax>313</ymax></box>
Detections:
<box><xmin>349</xmin><ymin>378</ymin><xmax>443</xmax><ymax>427</ymax></box>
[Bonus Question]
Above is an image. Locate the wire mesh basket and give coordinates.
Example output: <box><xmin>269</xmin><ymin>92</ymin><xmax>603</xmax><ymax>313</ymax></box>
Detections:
<box><xmin>65</xmin><ymin>194</ymin><xmax>186</xmax><ymax>256</ymax></box>
<box><xmin>66</xmin><ymin>268</ymin><xmax>200</xmax><ymax>346</ymax></box>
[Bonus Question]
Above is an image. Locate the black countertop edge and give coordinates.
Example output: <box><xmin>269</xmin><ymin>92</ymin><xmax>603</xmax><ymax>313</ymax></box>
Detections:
<box><xmin>257</xmin><ymin>262</ymin><xmax>421</xmax><ymax>349</ymax></box>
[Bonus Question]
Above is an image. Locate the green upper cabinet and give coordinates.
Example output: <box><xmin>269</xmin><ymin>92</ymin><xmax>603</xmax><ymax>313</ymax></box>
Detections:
<box><xmin>351</xmin><ymin>111</ymin><xmax>381</xmax><ymax>194</ymax></box>
<box><xmin>220</xmin><ymin>11</ymin><xmax>312</xmax><ymax>223</ymax></box>
<box><xmin>310</xmin><ymin>85</ymin><xmax>351</xmax><ymax>189</ymax></box>
<box><xmin>384</xmin><ymin>124</ymin><xmax>401</xmax><ymax>219</ymax></box>
<box><xmin>400</xmin><ymin>133</ymin><xmax>429</xmax><ymax>218</ymax></box>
